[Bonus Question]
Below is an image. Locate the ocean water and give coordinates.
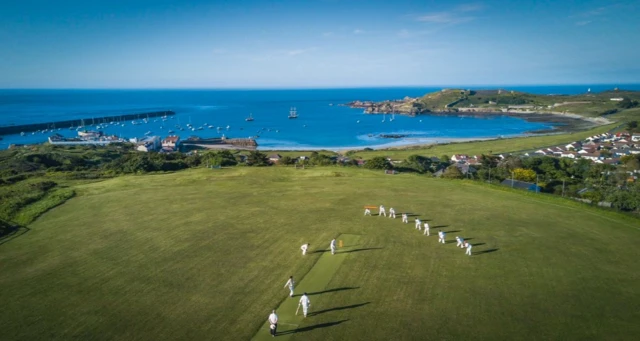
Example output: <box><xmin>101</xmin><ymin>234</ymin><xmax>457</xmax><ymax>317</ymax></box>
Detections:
<box><xmin>1</xmin><ymin>85</ymin><xmax>638</xmax><ymax>151</ymax></box>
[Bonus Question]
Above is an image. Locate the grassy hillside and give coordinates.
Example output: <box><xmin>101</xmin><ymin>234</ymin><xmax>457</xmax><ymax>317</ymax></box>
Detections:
<box><xmin>348</xmin><ymin>123</ymin><xmax>618</xmax><ymax>160</ymax></box>
<box><xmin>1</xmin><ymin>167</ymin><xmax>639</xmax><ymax>341</ymax></box>
<box><xmin>411</xmin><ymin>88</ymin><xmax>640</xmax><ymax>117</ymax></box>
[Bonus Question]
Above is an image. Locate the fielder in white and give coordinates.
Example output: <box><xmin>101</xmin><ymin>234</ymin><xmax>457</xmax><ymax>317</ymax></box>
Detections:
<box><xmin>388</xmin><ymin>207</ymin><xmax>396</xmax><ymax>219</ymax></box>
<box><xmin>330</xmin><ymin>238</ymin><xmax>337</xmax><ymax>255</ymax></box>
<box><xmin>298</xmin><ymin>292</ymin><xmax>311</xmax><ymax>318</ymax></box>
<box><xmin>300</xmin><ymin>243</ymin><xmax>310</xmax><ymax>255</ymax></box>
<box><xmin>379</xmin><ymin>205</ymin><xmax>386</xmax><ymax>217</ymax></box>
<box><xmin>284</xmin><ymin>276</ymin><xmax>295</xmax><ymax>297</ymax></box>
<box><xmin>438</xmin><ymin>231</ymin><xmax>446</xmax><ymax>244</ymax></box>
<box><xmin>364</xmin><ymin>208</ymin><xmax>371</xmax><ymax>216</ymax></box>
<box><xmin>268</xmin><ymin>310</ymin><xmax>278</xmax><ymax>337</ymax></box>
<box><xmin>423</xmin><ymin>222</ymin><xmax>430</xmax><ymax>236</ymax></box>
<box><xmin>465</xmin><ymin>242</ymin><xmax>472</xmax><ymax>256</ymax></box>
<box><xmin>458</xmin><ymin>237</ymin><xmax>466</xmax><ymax>249</ymax></box>
<box><xmin>402</xmin><ymin>213</ymin><xmax>408</xmax><ymax>224</ymax></box>
<box><xmin>455</xmin><ymin>236</ymin><xmax>462</xmax><ymax>248</ymax></box>
<box><xmin>415</xmin><ymin>218</ymin><xmax>421</xmax><ymax>230</ymax></box>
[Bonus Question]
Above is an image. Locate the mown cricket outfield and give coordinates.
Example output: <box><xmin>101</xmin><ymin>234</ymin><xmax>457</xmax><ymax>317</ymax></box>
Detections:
<box><xmin>1</xmin><ymin>167</ymin><xmax>639</xmax><ymax>340</ymax></box>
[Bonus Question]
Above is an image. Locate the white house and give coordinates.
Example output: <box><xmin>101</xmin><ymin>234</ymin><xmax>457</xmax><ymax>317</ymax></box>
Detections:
<box><xmin>136</xmin><ymin>136</ymin><xmax>161</xmax><ymax>152</ymax></box>
<box><xmin>632</xmin><ymin>134</ymin><xmax>640</xmax><ymax>142</ymax></box>
<box><xmin>610</xmin><ymin>98</ymin><xmax>624</xmax><ymax>101</ymax></box>
<box><xmin>560</xmin><ymin>151</ymin><xmax>578</xmax><ymax>159</ymax></box>
<box><xmin>565</xmin><ymin>142</ymin><xmax>581</xmax><ymax>150</ymax></box>
<box><xmin>451</xmin><ymin>154</ymin><xmax>469</xmax><ymax>162</ymax></box>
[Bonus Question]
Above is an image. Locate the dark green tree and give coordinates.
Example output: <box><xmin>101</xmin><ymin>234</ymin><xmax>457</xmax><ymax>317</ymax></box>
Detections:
<box><xmin>364</xmin><ymin>156</ymin><xmax>391</xmax><ymax>170</ymax></box>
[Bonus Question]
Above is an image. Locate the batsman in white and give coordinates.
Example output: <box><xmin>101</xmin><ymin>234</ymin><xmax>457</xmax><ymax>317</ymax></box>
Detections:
<box><xmin>402</xmin><ymin>213</ymin><xmax>408</xmax><ymax>224</ymax></box>
<box><xmin>300</xmin><ymin>243</ymin><xmax>310</xmax><ymax>255</ymax></box>
<box><xmin>415</xmin><ymin>218</ymin><xmax>422</xmax><ymax>231</ymax></box>
<box><xmin>438</xmin><ymin>231</ymin><xmax>446</xmax><ymax>244</ymax></box>
<box><xmin>284</xmin><ymin>276</ymin><xmax>295</xmax><ymax>297</ymax></box>
<box><xmin>455</xmin><ymin>236</ymin><xmax>462</xmax><ymax>248</ymax></box>
<box><xmin>330</xmin><ymin>238</ymin><xmax>337</xmax><ymax>255</ymax></box>
<box><xmin>388</xmin><ymin>207</ymin><xmax>396</xmax><ymax>219</ymax></box>
<box><xmin>458</xmin><ymin>237</ymin><xmax>466</xmax><ymax>249</ymax></box>
<box><xmin>379</xmin><ymin>205</ymin><xmax>386</xmax><ymax>217</ymax></box>
<box><xmin>465</xmin><ymin>242</ymin><xmax>472</xmax><ymax>256</ymax></box>
<box><xmin>423</xmin><ymin>222</ymin><xmax>430</xmax><ymax>236</ymax></box>
<box><xmin>297</xmin><ymin>292</ymin><xmax>311</xmax><ymax>318</ymax></box>
<box><xmin>364</xmin><ymin>208</ymin><xmax>371</xmax><ymax>216</ymax></box>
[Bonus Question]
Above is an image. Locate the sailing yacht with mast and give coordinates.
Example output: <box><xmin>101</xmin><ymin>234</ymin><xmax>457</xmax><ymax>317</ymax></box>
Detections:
<box><xmin>288</xmin><ymin>107</ymin><xmax>298</xmax><ymax>119</ymax></box>
<box><xmin>246</xmin><ymin>113</ymin><xmax>254</xmax><ymax>122</ymax></box>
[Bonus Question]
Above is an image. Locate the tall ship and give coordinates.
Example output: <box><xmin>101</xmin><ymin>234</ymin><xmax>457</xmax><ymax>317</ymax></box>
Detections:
<box><xmin>288</xmin><ymin>107</ymin><xmax>298</xmax><ymax>119</ymax></box>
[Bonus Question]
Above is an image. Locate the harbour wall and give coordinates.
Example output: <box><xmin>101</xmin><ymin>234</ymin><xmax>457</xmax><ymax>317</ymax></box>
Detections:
<box><xmin>0</xmin><ymin>110</ymin><xmax>175</xmax><ymax>135</ymax></box>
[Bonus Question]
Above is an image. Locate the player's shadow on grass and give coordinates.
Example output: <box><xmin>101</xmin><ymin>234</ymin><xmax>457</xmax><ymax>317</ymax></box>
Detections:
<box><xmin>471</xmin><ymin>243</ymin><xmax>485</xmax><ymax>247</ymax></box>
<box><xmin>431</xmin><ymin>225</ymin><xmax>449</xmax><ymax>229</ymax></box>
<box><xmin>308</xmin><ymin>302</ymin><xmax>370</xmax><ymax>316</ymax></box>
<box><xmin>475</xmin><ymin>248</ymin><xmax>499</xmax><ymax>255</ymax></box>
<box><xmin>304</xmin><ymin>287</ymin><xmax>360</xmax><ymax>296</ymax></box>
<box><xmin>404</xmin><ymin>213</ymin><xmax>420</xmax><ymax>217</ymax></box>
<box><xmin>278</xmin><ymin>319</ymin><xmax>349</xmax><ymax>335</ymax></box>
<box><xmin>340</xmin><ymin>247</ymin><xmax>384</xmax><ymax>254</ymax></box>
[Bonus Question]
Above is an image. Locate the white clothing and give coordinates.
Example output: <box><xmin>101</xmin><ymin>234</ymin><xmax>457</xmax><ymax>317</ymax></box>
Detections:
<box><xmin>284</xmin><ymin>278</ymin><xmax>295</xmax><ymax>296</ymax></box>
<box><xmin>379</xmin><ymin>205</ymin><xmax>386</xmax><ymax>217</ymax></box>
<box><xmin>299</xmin><ymin>295</ymin><xmax>311</xmax><ymax>317</ymax></box>
<box><xmin>438</xmin><ymin>232</ymin><xmax>445</xmax><ymax>244</ymax></box>
<box><xmin>402</xmin><ymin>214</ymin><xmax>408</xmax><ymax>223</ymax></box>
<box><xmin>389</xmin><ymin>208</ymin><xmax>396</xmax><ymax>218</ymax></box>
<box><xmin>330</xmin><ymin>239</ymin><xmax>337</xmax><ymax>254</ymax></box>
<box><xmin>456</xmin><ymin>237</ymin><xmax>462</xmax><ymax>248</ymax></box>
<box><xmin>268</xmin><ymin>312</ymin><xmax>278</xmax><ymax>324</ymax></box>
<box><xmin>466</xmin><ymin>243</ymin><xmax>472</xmax><ymax>255</ymax></box>
<box><xmin>415</xmin><ymin>219</ymin><xmax>421</xmax><ymax>230</ymax></box>
<box><xmin>301</xmin><ymin>244</ymin><xmax>309</xmax><ymax>255</ymax></box>
<box><xmin>423</xmin><ymin>223</ymin><xmax>430</xmax><ymax>236</ymax></box>
<box><xmin>364</xmin><ymin>208</ymin><xmax>371</xmax><ymax>216</ymax></box>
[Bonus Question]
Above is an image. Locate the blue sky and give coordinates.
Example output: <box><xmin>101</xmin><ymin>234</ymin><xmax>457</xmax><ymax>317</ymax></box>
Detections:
<box><xmin>1</xmin><ymin>0</ymin><xmax>639</xmax><ymax>88</ymax></box>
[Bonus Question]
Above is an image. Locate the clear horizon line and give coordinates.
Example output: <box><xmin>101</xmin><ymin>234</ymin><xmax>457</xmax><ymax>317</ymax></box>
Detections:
<box><xmin>1</xmin><ymin>82</ymin><xmax>638</xmax><ymax>91</ymax></box>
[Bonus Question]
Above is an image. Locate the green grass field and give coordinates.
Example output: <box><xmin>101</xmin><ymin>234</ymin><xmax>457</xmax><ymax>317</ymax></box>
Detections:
<box><xmin>1</xmin><ymin>167</ymin><xmax>639</xmax><ymax>340</ymax></box>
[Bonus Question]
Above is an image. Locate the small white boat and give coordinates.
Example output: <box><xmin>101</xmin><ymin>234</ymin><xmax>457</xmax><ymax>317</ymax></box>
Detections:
<box><xmin>145</xmin><ymin>131</ymin><xmax>152</xmax><ymax>135</ymax></box>
<box><xmin>246</xmin><ymin>113</ymin><xmax>254</xmax><ymax>122</ymax></box>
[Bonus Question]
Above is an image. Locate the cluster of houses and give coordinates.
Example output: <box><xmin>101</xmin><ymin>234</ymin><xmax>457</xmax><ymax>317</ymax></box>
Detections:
<box><xmin>48</xmin><ymin>131</ymin><xmax>125</xmax><ymax>146</ymax></box>
<box><xmin>528</xmin><ymin>131</ymin><xmax>640</xmax><ymax>164</ymax></box>
<box><xmin>131</xmin><ymin>135</ymin><xmax>180</xmax><ymax>152</ymax></box>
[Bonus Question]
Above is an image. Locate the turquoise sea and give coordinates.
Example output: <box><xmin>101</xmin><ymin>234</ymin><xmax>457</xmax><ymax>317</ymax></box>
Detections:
<box><xmin>1</xmin><ymin>85</ymin><xmax>638</xmax><ymax>150</ymax></box>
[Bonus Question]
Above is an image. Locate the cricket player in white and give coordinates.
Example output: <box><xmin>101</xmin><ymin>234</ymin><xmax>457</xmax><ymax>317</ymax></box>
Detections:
<box><xmin>458</xmin><ymin>237</ymin><xmax>466</xmax><ymax>248</ymax></box>
<box><xmin>402</xmin><ymin>213</ymin><xmax>408</xmax><ymax>223</ymax></box>
<box><xmin>268</xmin><ymin>310</ymin><xmax>278</xmax><ymax>337</ymax></box>
<box><xmin>298</xmin><ymin>293</ymin><xmax>311</xmax><ymax>317</ymax></box>
<box><xmin>455</xmin><ymin>236</ymin><xmax>462</xmax><ymax>247</ymax></box>
<box><xmin>388</xmin><ymin>207</ymin><xmax>396</xmax><ymax>218</ymax></box>
<box><xmin>423</xmin><ymin>222</ymin><xmax>430</xmax><ymax>236</ymax></box>
<box><xmin>379</xmin><ymin>205</ymin><xmax>386</xmax><ymax>217</ymax></box>
<box><xmin>415</xmin><ymin>219</ymin><xmax>421</xmax><ymax>230</ymax></box>
<box><xmin>364</xmin><ymin>208</ymin><xmax>371</xmax><ymax>216</ymax></box>
<box><xmin>438</xmin><ymin>231</ymin><xmax>446</xmax><ymax>244</ymax></box>
<box><xmin>465</xmin><ymin>242</ymin><xmax>472</xmax><ymax>256</ymax></box>
<box><xmin>330</xmin><ymin>239</ymin><xmax>337</xmax><ymax>255</ymax></box>
<box><xmin>284</xmin><ymin>276</ymin><xmax>295</xmax><ymax>297</ymax></box>
<box><xmin>301</xmin><ymin>243</ymin><xmax>309</xmax><ymax>255</ymax></box>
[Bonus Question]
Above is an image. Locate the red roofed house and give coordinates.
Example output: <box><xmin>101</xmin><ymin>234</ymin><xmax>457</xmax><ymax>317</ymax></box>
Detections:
<box><xmin>162</xmin><ymin>135</ymin><xmax>180</xmax><ymax>151</ymax></box>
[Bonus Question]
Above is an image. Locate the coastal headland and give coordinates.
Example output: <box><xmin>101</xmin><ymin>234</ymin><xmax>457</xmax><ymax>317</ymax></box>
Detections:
<box><xmin>0</xmin><ymin>110</ymin><xmax>175</xmax><ymax>136</ymax></box>
<box><xmin>344</xmin><ymin>88</ymin><xmax>640</xmax><ymax>133</ymax></box>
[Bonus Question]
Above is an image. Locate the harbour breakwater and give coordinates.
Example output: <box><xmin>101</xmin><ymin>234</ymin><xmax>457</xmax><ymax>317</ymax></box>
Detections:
<box><xmin>0</xmin><ymin>110</ymin><xmax>175</xmax><ymax>136</ymax></box>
